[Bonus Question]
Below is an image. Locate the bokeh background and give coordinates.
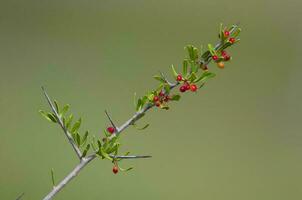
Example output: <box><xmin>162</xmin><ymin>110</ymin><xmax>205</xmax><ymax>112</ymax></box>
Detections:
<box><xmin>0</xmin><ymin>0</ymin><xmax>301</xmax><ymax>199</ymax></box>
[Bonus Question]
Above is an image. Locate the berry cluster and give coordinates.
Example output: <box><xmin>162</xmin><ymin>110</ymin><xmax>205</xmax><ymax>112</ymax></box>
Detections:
<box><xmin>177</xmin><ymin>74</ymin><xmax>197</xmax><ymax>93</ymax></box>
<box><xmin>153</xmin><ymin>91</ymin><xmax>171</xmax><ymax>107</ymax></box>
<box><xmin>211</xmin><ymin>29</ymin><xmax>236</xmax><ymax>69</ymax></box>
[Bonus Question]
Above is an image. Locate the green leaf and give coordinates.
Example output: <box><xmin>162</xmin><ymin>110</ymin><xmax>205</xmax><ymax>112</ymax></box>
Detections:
<box><xmin>119</xmin><ymin>166</ymin><xmax>133</xmax><ymax>172</ymax></box>
<box><xmin>170</xmin><ymin>94</ymin><xmax>181</xmax><ymax>101</ymax></box>
<box><xmin>81</xmin><ymin>131</ymin><xmax>89</xmax><ymax>146</ymax></box>
<box><xmin>147</xmin><ymin>93</ymin><xmax>155</xmax><ymax>101</ymax></box>
<box><xmin>171</xmin><ymin>64</ymin><xmax>178</xmax><ymax>78</ymax></box>
<box><xmin>54</xmin><ymin>100</ymin><xmax>59</xmax><ymax>113</ymax></box>
<box><xmin>185</xmin><ymin>45</ymin><xmax>195</xmax><ymax>60</ymax></box>
<box><xmin>81</xmin><ymin>144</ymin><xmax>90</xmax><ymax>158</ymax></box>
<box><xmin>51</xmin><ymin>168</ymin><xmax>55</xmax><ymax>187</ymax></box>
<box><xmin>194</xmin><ymin>71</ymin><xmax>216</xmax><ymax>83</ymax></box>
<box><xmin>61</xmin><ymin>104</ymin><xmax>70</xmax><ymax>116</ymax></box>
<box><xmin>164</xmin><ymin>84</ymin><xmax>170</xmax><ymax>94</ymax></box>
<box><xmin>65</xmin><ymin>114</ymin><xmax>73</xmax><ymax>129</ymax></box>
<box><xmin>188</xmin><ymin>72</ymin><xmax>197</xmax><ymax>82</ymax></box>
<box><xmin>71</xmin><ymin>118</ymin><xmax>82</xmax><ymax>133</ymax></box>
<box><xmin>47</xmin><ymin>113</ymin><xmax>57</xmax><ymax>123</ymax></box>
<box><xmin>76</xmin><ymin>133</ymin><xmax>81</xmax><ymax>146</ymax></box>
<box><xmin>183</xmin><ymin>59</ymin><xmax>188</xmax><ymax>75</ymax></box>
<box><xmin>208</xmin><ymin>44</ymin><xmax>217</xmax><ymax>56</ymax></box>
<box><xmin>136</xmin><ymin>98</ymin><xmax>142</xmax><ymax>111</ymax></box>
<box><xmin>39</xmin><ymin>110</ymin><xmax>53</xmax><ymax>122</ymax></box>
<box><xmin>134</xmin><ymin>123</ymin><xmax>150</xmax><ymax>130</ymax></box>
<box><xmin>153</xmin><ymin>75</ymin><xmax>166</xmax><ymax>83</ymax></box>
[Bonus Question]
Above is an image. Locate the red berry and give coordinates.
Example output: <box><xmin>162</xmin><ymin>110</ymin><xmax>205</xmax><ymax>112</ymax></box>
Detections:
<box><xmin>164</xmin><ymin>96</ymin><xmax>170</xmax><ymax>102</ymax></box>
<box><xmin>185</xmin><ymin>83</ymin><xmax>190</xmax><ymax>90</ymax></box>
<box><xmin>159</xmin><ymin>91</ymin><xmax>165</xmax><ymax>97</ymax></box>
<box><xmin>107</xmin><ymin>127</ymin><xmax>115</xmax><ymax>134</ymax></box>
<box><xmin>223</xmin><ymin>55</ymin><xmax>231</xmax><ymax>61</ymax></box>
<box><xmin>190</xmin><ymin>84</ymin><xmax>197</xmax><ymax>92</ymax></box>
<box><xmin>179</xmin><ymin>86</ymin><xmax>186</xmax><ymax>93</ymax></box>
<box><xmin>212</xmin><ymin>55</ymin><xmax>218</xmax><ymax>61</ymax></box>
<box><xmin>221</xmin><ymin>50</ymin><xmax>227</xmax><ymax>56</ymax></box>
<box><xmin>112</xmin><ymin>166</ymin><xmax>118</xmax><ymax>174</ymax></box>
<box><xmin>176</xmin><ymin>74</ymin><xmax>183</xmax><ymax>82</ymax></box>
<box><xmin>155</xmin><ymin>102</ymin><xmax>161</xmax><ymax>107</ymax></box>
<box><xmin>229</xmin><ymin>38</ymin><xmax>235</xmax><ymax>43</ymax></box>
<box><xmin>224</xmin><ymin>30</ymin><xmax>230</xmax><ymax>37</ymax></box>
<box><xmin>153</xmin><ymin>96</ymin><xmax>159</xmax><ymax>102</ymax></box>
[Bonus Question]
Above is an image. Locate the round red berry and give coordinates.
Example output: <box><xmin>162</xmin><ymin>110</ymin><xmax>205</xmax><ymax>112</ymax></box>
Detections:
<box><xmin>190</xmin><ymin>84</ymin><xmax>197</xmax><ymax>92</ymax></box>
<box><xmin>224</xmin><ymin>30</ymin><xmax>230</xmax><ymax>37</ymax></box>
<box><xmin>229</xmin><ymin>38</ymin><xmax>236</xmax><ymax>43</ymax></box>
<box><xmin>159</xmin><ymin>91</ymin><xmax>165</xmax><ymax>97</ymax></box>
<box><xmin>185</xmin><ymin>83</ymin><xmax>190</xmax><ymax>90</ymax></box>
<box><xmin>155</xmin><ymin>102</ymin><xmax>161</xmax><ymax>107</ymax></box>
<box><xmin>223</xmin><ymin>55</ymin><xmax>231</xmax><ymax>61</ymax></box>
<box><xmin>221</xmin><ymin>50</ymin><xmax>227</xmax><ymax>56</ymax></box>
<box><xmin>179</xmin><ymin>85</ymin><xmax>186</xmax><ymax>93</ymax></box>
<box><xmin>164</xmin><ymin>96</ymin><xmax>170</xmax><ymax>102</ymax></box>
<box><xmin>107</xmin><ymin>127</ymin><xmax>115</xmax><ymax>134</ymax></box>
<box><xmin>176</xmin><ymin>74</ymin><xmax>183</xmax><ymax>82</ymax></box>
<box><xmin>153</xmin><ymin>96</ymin><xmax>159</xmax><ymax>102</ymax></box>
<box><xmin>212</xmin><ymin>55</ymin><xmax>218</xmax><ymax>61</ymax></box>
<box><xmin>112</xmin><ymin>166</ymin><xmax>118</xmax><ymax>174</ymax></box>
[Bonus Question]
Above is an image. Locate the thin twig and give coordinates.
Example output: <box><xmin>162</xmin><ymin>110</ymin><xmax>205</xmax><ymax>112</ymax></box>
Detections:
<box><xmin>42</xmin><ymin>87</ymin><xmax>82</xmax><ymax>159</ymax></box>
<box><xmin>110</xmin><ymin>155</ymin><xmax>152</xmax><ymax>159</ymax></box>
<box><xmin>104</xmin><ymin>110</ymin><xmax>119</xmax><ymax>132</ymax></box>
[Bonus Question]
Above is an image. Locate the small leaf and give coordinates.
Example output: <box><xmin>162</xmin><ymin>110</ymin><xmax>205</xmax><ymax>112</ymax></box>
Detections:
<box><xmin>185</xmin><ymin>45</ymin><xmax>195</xmax><ymax>60</ymax></box>
<box><xmin>136</xmin><ymin>98</ymin><xmax>142</xmax><ymax>111</ymax></box>
<box><xmin>54</xmin><ymin>100</ymin><xmax>59</xmax><ymax>113</ymax></box>
<box><xmin>39</xmin><ymin>110</ymin><xmax>53</xmax><ymax>122</ymax></box>
<box><xmin>171</xmin><ymin>64</ymin><xmax>178</xmax><ymax>78</ymax></box>
<box><xmin>134</xmin><ymin>123</ymin><xmax>150</xmax><ymax>130</ymax></box>
<box><xmin>188</xmin><ymin>72</ymin><xmax>197</xmax><ymax>82</ymax></box>
<box><xmin>183</xmin><ymin>59</ymin><xmax>188</xmax><ymax>75</ymax></box>
<box><xmin>164</xmin><ymin>84</ymin><xmax>170</xmax><ymax>94</ymax></box>
<box><xmin>47</xmin><ymin>113</ymin><xmax>57</xmax><ymax>123</ymax></box>
<box><xmin>81</xmin><ymin>131</ymin><xmax>89</xmax><ymax>146</ymax></box>
<box><xmin>71</xmin><ymin>118</ymin><xmax>82</xmax><ymax>133</ymax></box>
<box><xmin>119</xmin><ymin>166</ymin><xmax>133</xmax><ymax>172</ymax></box>
<box><xmin>81</xmin><ymin>144</ymin><xmax>90</xmax><ymax>158</ymax></box>
<box><xmin>194</xmin><ymin>71</ymin><xmax>216</xmax><ymax>83</ymax></box>
<box><xmin>208</xmin><ymin>44</ymin><xmax>217</xmax><ymax>56</ymax></box>
<box><xmin>61</xmin><ymin>104</ymin><xmax>70</xmax><ymax>116</ymax></box>
<box><xmin>51</xmin><ymin>168</ymin><xmax>55</xmax><ymax>187</ymax></box>
<box><xmin>170</xmin><ymin>94</ymin><xmax>181</xmax><ymax>101</ymax></box>
<box><xmin>153</xmin><ymin>75</ymin><xmax>166</xmax><ymax>83</ymax></box>
<box><xmin>65</xmin><ymin>114</ymin><xmax>73</xmax><ymax>129</ymax></box>
<box><xmin>76</xmin><ymin>133</ymin><xmax>81</xmax><ymax>147</ymax></box>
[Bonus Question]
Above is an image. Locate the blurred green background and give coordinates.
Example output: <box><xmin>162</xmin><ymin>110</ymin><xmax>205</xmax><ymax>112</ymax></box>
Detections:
<box><xmin>0</xmin><ymin>0</ymin><xmax>301</xmax><ymax>199</ymax></box>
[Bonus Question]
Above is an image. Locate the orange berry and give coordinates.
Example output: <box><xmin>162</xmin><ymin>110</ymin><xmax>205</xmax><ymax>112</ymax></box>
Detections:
<box><xmin>217</xmin><ymin>62</ymin><xmax>225</xmax><ymax>69</ymax></box>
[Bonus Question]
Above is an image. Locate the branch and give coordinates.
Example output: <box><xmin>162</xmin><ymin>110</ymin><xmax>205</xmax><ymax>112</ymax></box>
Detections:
<box><xmin>41</xmin><ymin>23</ymin><xmax>241</xmax><ymax>200</ymax></box>
<box><xmin>109</xmin><ymin>154</ymin><xmax>152</xmax><ymax>159</ymax></box>
<box><xmin>42</xmin><ymin>87</ymin><xmax>82</xmax><ymax>159</ymax></box>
